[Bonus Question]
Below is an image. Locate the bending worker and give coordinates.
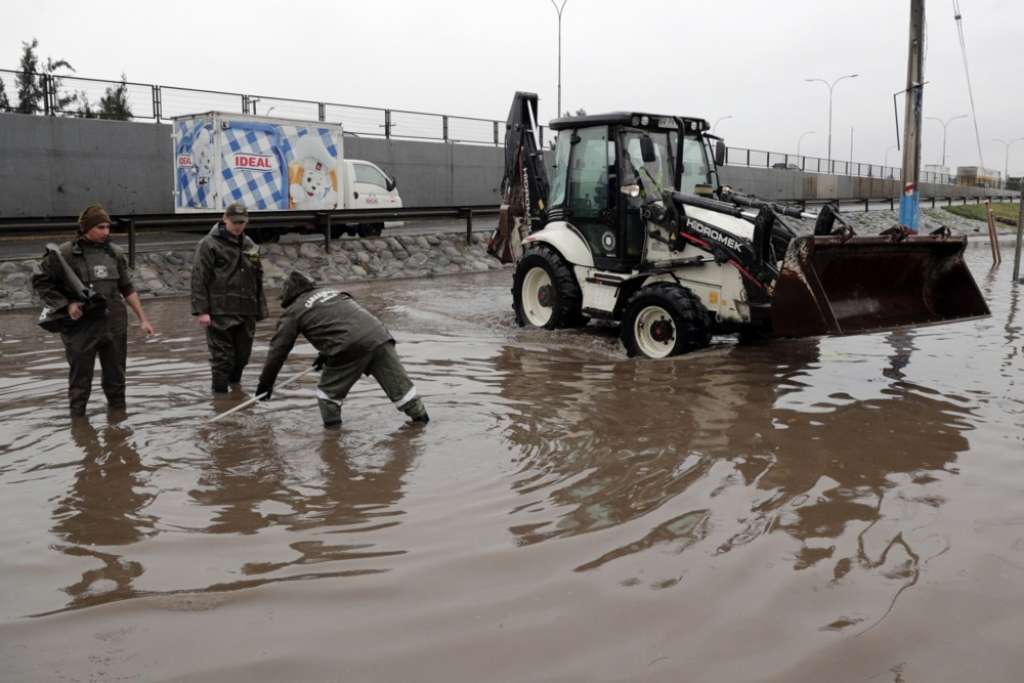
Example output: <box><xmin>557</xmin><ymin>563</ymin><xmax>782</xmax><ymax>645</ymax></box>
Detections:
<box><xmin>190</xmin><ymin>202</ymin><xmax>267</xmax><ymax>393</ymax></box>
<box><xmin>32</xmin><ymin>203</ymin><xmax>156</xmax><ymax>416</ymax></box>
<box><xmin>255</xmin><ymin>271</ymin><xmax>429</xmax><ymax>427</ymax></box>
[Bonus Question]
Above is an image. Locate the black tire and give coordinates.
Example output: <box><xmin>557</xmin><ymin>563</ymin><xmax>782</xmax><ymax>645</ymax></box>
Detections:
<box><xmin>620</xmin><ymin>283</ymin><xmax>711</xmax><ymax>358</ymax></box>
<box><xmin>357</xmin><ymin>223</ymin><xmax>384</xmax><ymax>238</ymax></box>
<box><xmin>512</xmin><ymin>245</ymin><xmax>584</xmax><ymax>329</ymax></box>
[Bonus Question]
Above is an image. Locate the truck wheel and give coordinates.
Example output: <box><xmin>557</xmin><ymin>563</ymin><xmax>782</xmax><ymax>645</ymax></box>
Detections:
<box><xmin>621</xmin><ymin>283</ymin><xmax>711</xmax><ymax>358</ymax></box>
<box><xmin>357</xmin><ymin>223</ymin><xmax>384</xmax><ymax>238</ymax></box>
<box><xmin>512</xmin><ymin>245</ymin><xmax>584</xmax><ymax>329</ymax></box>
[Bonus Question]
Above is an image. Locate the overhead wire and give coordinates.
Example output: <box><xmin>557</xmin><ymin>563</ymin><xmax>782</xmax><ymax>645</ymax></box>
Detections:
<box><xmin>952</xmin><ymin>0</ymin><xmax>986</xmax><ymax>170</ymax></box>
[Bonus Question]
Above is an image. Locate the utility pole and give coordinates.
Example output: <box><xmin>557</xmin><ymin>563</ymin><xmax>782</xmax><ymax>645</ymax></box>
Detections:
<box><xmin>899</xmin><ymin>0</ymin><xmax>925</xmax><ymax>232</ymax></box>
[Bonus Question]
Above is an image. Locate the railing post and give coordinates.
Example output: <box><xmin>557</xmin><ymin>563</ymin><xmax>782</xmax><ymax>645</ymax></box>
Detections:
<box><xmin>384</xmin><ymin>110</ymin><xmax>392</xmax><ymax>139</ymax></box>
<box><xmin>42</xmin><ymin>74</ymin><xmax>51</xmax><ymax>116</ymax></box>
<box><xmin>442</xmin><ymin>115</ymin><xmax>449</xmax><ymax>142</ymax></box>
<box><xmin>746</xmin><ymin>149</ymin><xmax>750</xmax><ymax>166</ymax></box>
<box><xmin>153</xmin><ymin>85</ymin><xmax>162</xmax><ymax>123</ymax></box>
<box><xmin>493</xmin><ymin>120</ymin><xmax>499</xmax><ymax>146</ymax></box>
<box><xmin>318</xmin><ymin>102</ymin><xmax>326</xmax><ymax>122</ymax></box>
<box><xmin>539</xmin><ymin>125</ymin><xmax>544</xmax><ymax>148</ymax></box>
<box><xmin>241</xmin><ymin>94</ymin><xmax>248</xmax><ymax>114</ymax></box>
<box><xmin>465</xmin><ymin>208</ymin><xmax>473</xmax><ymax>245</ymax></box>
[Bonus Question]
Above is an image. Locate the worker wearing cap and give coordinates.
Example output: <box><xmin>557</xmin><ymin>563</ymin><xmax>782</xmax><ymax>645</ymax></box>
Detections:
<box><xmin>255</xmin><ymin>271</ymin><xmax>429</xmax><ymax>428</ymax></box>
<box><xmin>190</xmin><ymin>202</ymin><xmax>268</xmax><ymax>393</ymax></box>
<box><xmin>31</xmin><ymin>203</ymin><xmax>156</xmax><ymax>416</ymax></box>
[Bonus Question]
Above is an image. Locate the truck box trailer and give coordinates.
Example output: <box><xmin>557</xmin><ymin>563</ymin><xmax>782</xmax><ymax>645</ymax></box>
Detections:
<box><xmin>172</xmin><ymin>111</ymin><xmax>401</xmax><ymax>238</ymax></box>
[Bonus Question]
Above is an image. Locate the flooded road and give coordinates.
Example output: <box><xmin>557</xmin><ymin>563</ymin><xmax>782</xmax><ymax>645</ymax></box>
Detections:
<box><xmin>1</xmin><ymin>251</ymin><xmax>1023</xmax><ymax>682</ymax></box>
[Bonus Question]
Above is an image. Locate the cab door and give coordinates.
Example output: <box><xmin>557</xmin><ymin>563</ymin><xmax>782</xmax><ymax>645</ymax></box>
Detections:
<box><xmin>351</xmin><ymin>161</ymin><xmax>401</xmax><ymax>209</ymax></box>
<box><xmin>565</xmin><ymin>126</ymin><xmax>621</xmax><ymax>270</ymax></box>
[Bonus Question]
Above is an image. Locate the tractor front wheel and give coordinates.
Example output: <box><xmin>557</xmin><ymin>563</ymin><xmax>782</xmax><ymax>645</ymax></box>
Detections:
<box><xmin>621</xmin><ymin>283</ymin><xmax>711</xmax><ymax>358</ymax></box>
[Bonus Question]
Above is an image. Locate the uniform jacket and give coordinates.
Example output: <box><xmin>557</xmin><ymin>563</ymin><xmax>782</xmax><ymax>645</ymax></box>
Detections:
<box><xmin>32</xmin><ymin>237</ymin><xmax>135</xmax><ymax>313</ymax></box>
<box><xmin>190</xmin><ymin>223</ymin><xmax>268</xmax><ymax>319</ymax></box>
<box><xmin>258</xmin><ymin>275</ymin><xmax>393</xmax><ymax>388</ymax></box>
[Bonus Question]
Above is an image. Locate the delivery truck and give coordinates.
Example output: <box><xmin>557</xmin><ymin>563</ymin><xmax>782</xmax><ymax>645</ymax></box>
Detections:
<box><xmin>172</xmin><ymin>112</ymin><xmax>402</xmax><ymax>240</ymax></box>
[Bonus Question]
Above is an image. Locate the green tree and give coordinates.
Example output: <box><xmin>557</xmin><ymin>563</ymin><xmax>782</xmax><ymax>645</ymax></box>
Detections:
<box><xmin>98</xmin><ymin>73</ymin><xmax>132</xmax><ymax>120</ymax></box>
<box><xmin>0</xmin><ymin>77</ymin><xmax>10</xmax><ymax>112</ymax></box>
<box><xmin>75</xmin><ymin>90</ymin><xmax>98</xmax><ymax>118</ymax></box>
<box><xmin>15</xmin><ymin>38</ymin><xmax>74</xmax><ymax>115</ymax></box>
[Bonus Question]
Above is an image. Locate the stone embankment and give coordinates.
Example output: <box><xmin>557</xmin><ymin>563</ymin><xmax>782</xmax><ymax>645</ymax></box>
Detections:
<box><xmin>0</xmin><ymin>232</ymin><xmax>506</xmax><ymax>311</ymax></box>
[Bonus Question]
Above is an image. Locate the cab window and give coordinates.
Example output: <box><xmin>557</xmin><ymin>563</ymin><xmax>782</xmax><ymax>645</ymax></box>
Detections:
<box><xmin>679</xmin><ymin>134</ymin><xmax>711</xmax><ymax>193</ymax></box>
<box><xmin>548</xmin><ymin>132</ymin><xmax>572</xmax><ymax>210</ymax></box>
<box><xmin>354</xmin><ymin>163</ymin><xmax>389</xmax><ymax>189</ymax></box>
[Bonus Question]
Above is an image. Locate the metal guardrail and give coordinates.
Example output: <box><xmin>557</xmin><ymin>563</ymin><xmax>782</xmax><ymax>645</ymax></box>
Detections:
<box><xmin>0</xmin><ymin>205</ymin><xmax>500</xmax><ymax>266</ymax></box>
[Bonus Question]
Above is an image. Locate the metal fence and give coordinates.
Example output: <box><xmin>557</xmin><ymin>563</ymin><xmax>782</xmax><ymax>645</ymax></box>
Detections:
<box><xmin>723</xmin><ymin>147</ymin><xmax>956</xmax><ymax>185</ymax></box>
<box><xmin>0</xmin><ymin>68</ymin><xmax>1003</xmax><ymax>187</ymax></box>
<box><xmin>0</xmin><ymin>68</ymin><xmax>511</xmax><ymax>146</ymax></box>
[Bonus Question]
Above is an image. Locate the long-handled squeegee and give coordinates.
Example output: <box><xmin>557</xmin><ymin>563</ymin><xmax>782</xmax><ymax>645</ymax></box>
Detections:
<box><xmin>207</xmin><ymin>365</ymin><xmax>318</xmax><ymax>423</ymax></box>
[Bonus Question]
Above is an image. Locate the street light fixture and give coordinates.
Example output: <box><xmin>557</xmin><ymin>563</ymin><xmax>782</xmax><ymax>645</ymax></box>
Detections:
<box><xmin>550</xmin><ymin>0</ymin><xmax>568</xmax><ymax>117</ymax></box>
<box><xmin>712</xmin><ymin>115</ymin><xmax>732</xmax><ymax>134</ymax></box>
<box><xmin>993</xmin><ymin>137</ymin><xmax>1024</xmax><ymax>187</ymax></box>
<box><xmin>925</xmin><ymin>114</ymin><xmax>967</xmax><ymax>168</ymax></box>
<box><xmin>796</xmin><ymin>130</ymin><xmax>815</xmax><ymax>158</ymax></box>
<box><xmin>804</xmin><ymin>73</ymin><xmax>858</xmax><ymax>169</ymax></box>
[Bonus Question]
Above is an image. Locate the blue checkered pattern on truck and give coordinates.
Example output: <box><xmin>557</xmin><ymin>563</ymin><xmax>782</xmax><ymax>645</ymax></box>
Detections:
<box><xmin>176</xmin><ymin>119</ymin><xmax>339</xmax><ymax>212</ymax></box>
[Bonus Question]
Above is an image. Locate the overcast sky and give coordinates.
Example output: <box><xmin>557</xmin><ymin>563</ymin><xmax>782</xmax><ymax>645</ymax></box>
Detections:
<box><xmin>4</xmin><ymin>0</ymin><xmax>1023</xmax><ymax>175</ymax></box>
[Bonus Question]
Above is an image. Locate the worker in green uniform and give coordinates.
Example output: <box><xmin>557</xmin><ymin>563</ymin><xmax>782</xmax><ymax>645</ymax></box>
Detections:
<box><xmin>190</xmin><ymin>202</ymin><xmax>268</xmax><ymax>393</ymax></box>
<box><xmin>32</xmin><ymin>204</ymin><xmax>156</xmax><ymax>416</ymax></box>
<box><xmin>255</xmin><ymin>271</ymin><xmax>429</xmax><ymax>428</ymax></box>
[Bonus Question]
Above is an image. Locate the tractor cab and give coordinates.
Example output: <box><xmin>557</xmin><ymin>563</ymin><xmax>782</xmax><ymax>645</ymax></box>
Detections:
<box><xmin>546</xmin><ymin>112</ymin><xmax>718</xmax><ymax>272</ymax></box>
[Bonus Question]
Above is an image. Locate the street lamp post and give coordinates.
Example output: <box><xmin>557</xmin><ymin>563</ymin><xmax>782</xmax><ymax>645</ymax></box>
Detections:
<box><xmin>712</xmin><ymin>115</ymin><xmax>732</xmax><ymax>134</ymax></box>
<box><xmin>796</xmin><ymin>130</ymin><xmax>815</xmax><ymax>158</ymax></box>
<box><xmin>993</xmin><ymin>137</ymin><xmax>1024</xmax><ymax>188</ymax></box>
<box><xmin>805</xmin><ymin>73</ymin><xmax>858</xmax><ymax>170</ymax></box>
<box><xmin>884</xmin><ymin>145</ymin><xmax>899</xmax><ymax>178</ymax></box>
<box><xmin>925</xmin><ymin>114</ymin><xmax>967</xmax><ymax>168</ymax></box>
<box><xmin>550</xmin><ymin>0</ymin><xmax>568</xmax><ymax>117</ymax></box>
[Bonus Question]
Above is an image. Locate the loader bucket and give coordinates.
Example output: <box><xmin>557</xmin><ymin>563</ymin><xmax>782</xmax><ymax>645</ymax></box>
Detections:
<box><xmin>770</xmin><ymin>234</ymin><xmax>990</xmax><ymax>337</ymax></box>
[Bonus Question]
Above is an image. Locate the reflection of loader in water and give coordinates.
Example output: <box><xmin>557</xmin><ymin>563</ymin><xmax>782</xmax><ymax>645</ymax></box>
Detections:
<box><xmin>493</xmin><ymin>92</ymin><xmax>991</xmax><ymax>358</ymax></box>
<box><xmin>493</xmin><ymin>335</ymin><xmax>971</xmax><ymax>626</ymax></box>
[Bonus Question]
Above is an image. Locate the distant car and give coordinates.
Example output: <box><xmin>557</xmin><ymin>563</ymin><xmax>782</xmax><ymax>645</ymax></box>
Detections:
<box><xmin>772</xmin><ymin>162</ymin><xmax>800</xmax><ymax>170</ymax></box>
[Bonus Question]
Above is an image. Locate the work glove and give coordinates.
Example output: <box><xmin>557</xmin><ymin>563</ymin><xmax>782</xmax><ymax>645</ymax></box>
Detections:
<box><xmin>255</xmin><ymin>383</ymin><xmax>273</xmax><ymax>401</ymax></box>
<box><xmin>312</xmin><ymin>353</ymin><xmax>327</xmax><ymax>371</ymax></box>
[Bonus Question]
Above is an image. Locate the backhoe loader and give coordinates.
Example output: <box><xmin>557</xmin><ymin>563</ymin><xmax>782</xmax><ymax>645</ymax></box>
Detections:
<box><xmin>488</xmin><ymin>92</ymin><xmax>989</xmax><ymax>358</ymax></box>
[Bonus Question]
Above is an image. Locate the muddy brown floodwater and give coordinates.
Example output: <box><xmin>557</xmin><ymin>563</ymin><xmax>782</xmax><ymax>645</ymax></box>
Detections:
<box><xmin>1</xmin><ymin>250</ymin><xmax>1023</xmax><ymax>682</ymax></box>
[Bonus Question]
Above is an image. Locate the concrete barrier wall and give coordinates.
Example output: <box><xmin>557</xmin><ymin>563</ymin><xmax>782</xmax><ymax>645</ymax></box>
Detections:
<box><xmin>0</xmin><ymin>113</ymin><xmax>171</xmax><ymax>217</ymax></box>
<box><xmin>0</xmin><ymin>113</ymin><xmax>503</xmax><ymax>218</ymax></box>
<box><xmin>0</xmin><ymin>113</ymin><xmax>1015</xmax><ymax>218</ymax></box>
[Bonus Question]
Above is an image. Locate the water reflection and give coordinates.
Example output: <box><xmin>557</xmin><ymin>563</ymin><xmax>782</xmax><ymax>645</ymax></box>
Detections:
<box><xmin>50</xmin><ymin>416</ymin><xmax>156</xmax><ymax>610</ymax></box>
<box><xmin>495</xmin><ymin>332</ymin><xmax>974</xmax><ymax>628</ymax></box>
<box><xmin>189</xmin><ymin>421</ymin><xmax>290</xmax><ymax>535</ymax></box>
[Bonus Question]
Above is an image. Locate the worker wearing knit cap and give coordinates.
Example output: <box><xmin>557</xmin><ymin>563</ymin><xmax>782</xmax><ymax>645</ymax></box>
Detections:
<box><xmin>32</xmin><ymin>203</ymin><xmax>155</xmax><ymax>416</ymax></box>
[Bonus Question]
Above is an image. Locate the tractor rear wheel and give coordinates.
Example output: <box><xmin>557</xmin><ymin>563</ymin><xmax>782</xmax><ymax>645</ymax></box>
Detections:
<box><xmin>621</xmin><ymin>283</ymin><xmax>711</xmax><ymax>358</ymax></box>
<box><xmin>512</xmin><ymin>245</ymin><xmax>584</xmax><ymax>329</ymax></box>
